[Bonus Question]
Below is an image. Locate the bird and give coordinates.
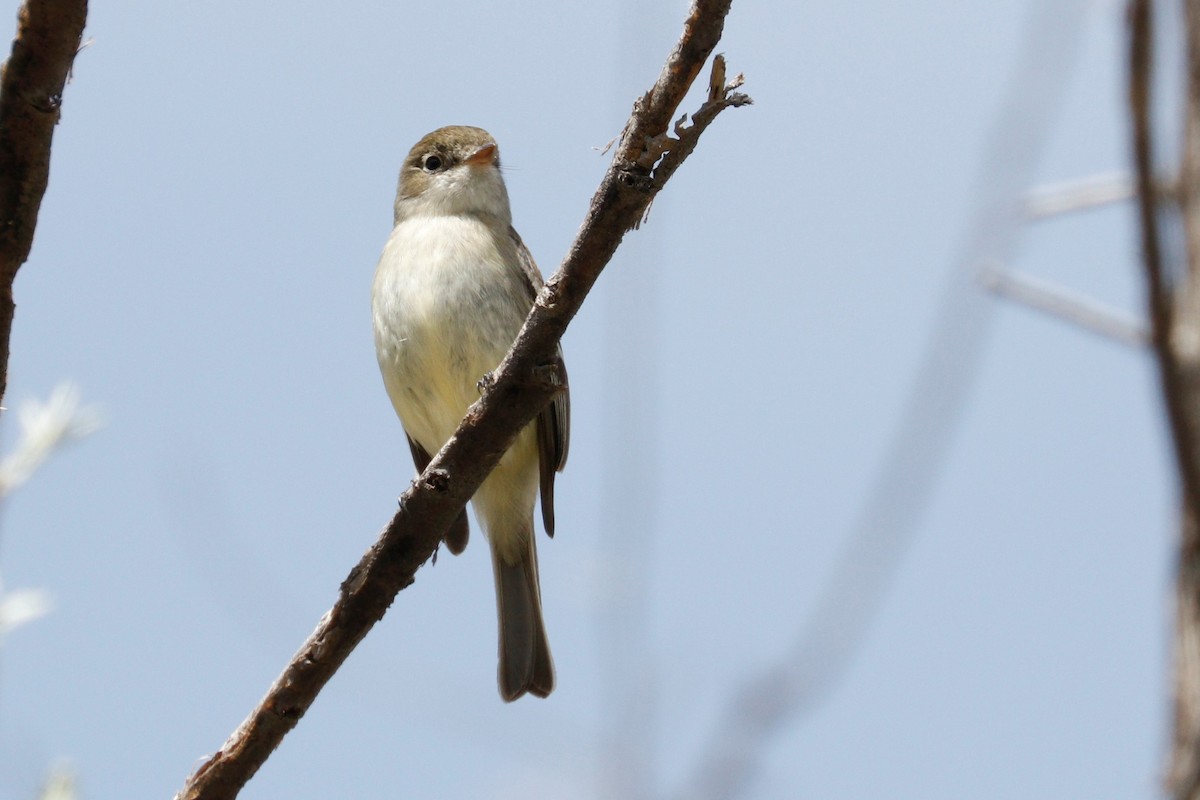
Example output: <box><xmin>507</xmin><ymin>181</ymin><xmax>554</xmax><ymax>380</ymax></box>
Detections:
<box><xmin>371</xmin><ymin>125</ymin><xmax>569</xmax><ymax>701</ymax></box>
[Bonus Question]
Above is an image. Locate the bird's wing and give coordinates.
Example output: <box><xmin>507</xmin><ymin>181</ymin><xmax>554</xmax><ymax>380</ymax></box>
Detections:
<box><xmin>509</xmin><ymin>225</ymin><xmax>570</xmax><ymax>538</ymax></box>
<box><xmin>406</xmin><ymin>434</ymin><xmax>470</xmax><ymax>554</ymax></box>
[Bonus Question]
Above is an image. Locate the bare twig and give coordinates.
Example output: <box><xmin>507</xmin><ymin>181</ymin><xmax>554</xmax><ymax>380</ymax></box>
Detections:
<box><xmin>980</xmin><ymin>262</ymin><xmax>1149</xmax><ymax>346</ymax></box>
<box><xmin>0</xmin><ymin>571</ymin><xmax>52</xmax><ymax>643</ymax></box>
<box><xmin>1021</xmin><ymin>172</ymin><xmax>1134</xmax><ymax>219</ymax></box>
<box><xmin>1129</xmin><ymin>1</ymin><xmax>1200</xmax><ymax>797</ymax></box>
<box><xmin>0</xmin><ymin>382</ymin><xmax>102</xmax><ymax>497</ymax></box>
<box><xmin>36</xmin><ymin>762</ymin><xmax>77</xmax><ymax>800</ymax></box>
<box><xmin>0</xmin><ymin>0</ymin><xmax>87</xmax><ymax>408</ymax></box>
<box><xmin>173</xmin><ymin>3</ymin><xmax>749</xmax><ymax>799</ymax></box>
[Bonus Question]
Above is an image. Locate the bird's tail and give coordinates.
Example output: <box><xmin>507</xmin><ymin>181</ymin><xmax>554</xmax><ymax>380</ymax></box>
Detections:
<box><xmin>493</xmin><ymin>535</ymin><xmax>554</xmax><ymax>701</ymax></box>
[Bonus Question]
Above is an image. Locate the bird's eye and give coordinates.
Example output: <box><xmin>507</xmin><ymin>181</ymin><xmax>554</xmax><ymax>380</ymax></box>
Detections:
<box><xmin>422</xmin><ymin>155</ymin><xmax>443</xmax><ymax>172</ymax></box>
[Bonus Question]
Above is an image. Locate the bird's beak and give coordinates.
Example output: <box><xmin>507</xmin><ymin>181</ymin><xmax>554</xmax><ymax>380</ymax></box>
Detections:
<box><xmin>465</xmin><ymin>143</ymin><xmax>498</xmax><ymax>167</ymax></box>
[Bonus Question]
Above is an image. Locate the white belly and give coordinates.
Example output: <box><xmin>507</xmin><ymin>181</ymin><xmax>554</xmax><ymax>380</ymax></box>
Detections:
<box><xmin>371</xmin><ymin>214</ymin><xmax>530</xmax><ymax>456</ymax></box>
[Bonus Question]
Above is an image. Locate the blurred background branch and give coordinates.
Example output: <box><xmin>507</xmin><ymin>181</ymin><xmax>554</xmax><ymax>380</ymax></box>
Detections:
<box><xmin>0</xmin><ymin>0</ymin><xmax>86</xmax><ymax>407</ymax></box>
<box><xmin>0</xmin><ymin>381</ymin><xmax>98</xmax><ymax>800</ymax></box>
<box><xmin>672</xmin><ymin>3</ymin><xmax>1090</xmax><ymax>797</ymax></box>
<box><xmin>1020</xmin><ymin>172</ymin><xmax>1134</xmax><ymax>220</ymax></box>
<box><xmin>980</xmin><ymin>262</ymin><xmax>1148</xmax><ymax>346</ymax></box>
<box><xmin>0</xmin><ymin>383</ymin><xmax>101</xmax><ymax>501</ymax></box>
<box><xmin>0</xmin><ymin>383</ymin><xmax>101</xmax><ymax>652</ymax></box>
<box><xmin>1129</xmin><ymin>0</ymin><xmax>1200</xmax><ymax>796</ymax></box>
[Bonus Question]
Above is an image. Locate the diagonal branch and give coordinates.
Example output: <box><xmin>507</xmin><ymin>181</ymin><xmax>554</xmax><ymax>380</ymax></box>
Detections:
<box><xmin>173</xmin><ymin>2</ymin><xmax>750</xmax><ymax>798</ymax></box>
<box><xmin>0</xmin><ymin>0</ymin><xmax>87</xmax><ymax>407</ymax></box>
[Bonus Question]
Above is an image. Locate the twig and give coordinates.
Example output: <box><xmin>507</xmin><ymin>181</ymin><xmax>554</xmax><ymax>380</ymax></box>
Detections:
<box><xmin>0</xmin><ymin>0</ymin><xmax>88</xmax><ymax>408</ymax></box>
<box><xmin>0</xmin><ymin>382</ymin><xmax>102</xmax><ymax>498</ymax></box>
<box><xmin>1021</xmin><ymin>172</ymin><xmax>1134</xmax><ymax>219</ymax></box>
<box><xmin>980</xmin><ymin>262</ymin><xmax>1148</xmax><ymax>346</ymax></box>
<box><xmin>36</xmin><ymin>762</ymin><xmax>77</xmax><ymax>800</ymax></box>
<box><xmin>173</xmin><ymin>3</ymin><xmax>750</xmax><ymax>799</ymax></box>
<box><xmin>0</xmin><ymin>572</ymin><xmax>52</xmax><ymax>642</ymax></box>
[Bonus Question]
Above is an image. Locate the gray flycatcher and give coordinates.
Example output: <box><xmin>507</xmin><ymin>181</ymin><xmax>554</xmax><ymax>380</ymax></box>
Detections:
<box><xmin>372</xmin><ymin>125</ymin><xmax>569</xmax><ymax>701</ymax></box>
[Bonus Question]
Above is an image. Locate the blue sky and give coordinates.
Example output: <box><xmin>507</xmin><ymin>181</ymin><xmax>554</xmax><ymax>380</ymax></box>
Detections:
<box><xmin>0</xmin><ymin>0</ymin><xmax>1174</xmax><ymax>798</ymax></box>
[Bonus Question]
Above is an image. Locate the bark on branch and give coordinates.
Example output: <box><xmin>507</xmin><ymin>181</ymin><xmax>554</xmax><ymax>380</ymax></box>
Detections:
<box><xmin>1129</xmin><ymin>1</ymin><xmax>1200</xmax><ymax>796</ymax></box>
<box><xmin>173</xmin><ymin>2</ymin><xmax>750</xmax><ymax>798</ymax></box>
<box><xmin>0</xmin><ymin>0</ymin><xmax>87</xmax><ymax>406</ymax></box>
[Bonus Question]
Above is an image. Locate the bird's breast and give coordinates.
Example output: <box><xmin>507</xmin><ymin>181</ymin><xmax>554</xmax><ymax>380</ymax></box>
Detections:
<box><xmin>372</xmin><ymin>214</ymin><xmax>530</xmax><ymax>447</ymax></box>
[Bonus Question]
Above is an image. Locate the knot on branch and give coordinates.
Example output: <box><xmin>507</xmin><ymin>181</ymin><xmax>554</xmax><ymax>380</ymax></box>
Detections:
<box><xmin>422</xmin><ymin>468</ymin><xmax>451</xmax><ymax>493</ymax></box>
<box><xmin>633</xmin><ymin>133</ymin><xmax>675</xmax><ymax>171</ymax></box>
<box><xmin>272</xmin><ymin>699</ymin><xmax>303</xmax><ymax>721</ymax></box>
<box><xmin>26</xmin><ymin>90</ymin><xmax>63</xmax><ymax>114</ymax></box>
<box><xmin>615</xmin><ymin>167</ymin><xmax>653</xmax><ymax>192</ymax></box>
<box><xmin>537</xmin><ymin>278</ymin><xmax>564</xmax><ymax>310</ymax></box>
